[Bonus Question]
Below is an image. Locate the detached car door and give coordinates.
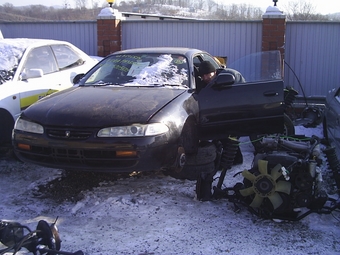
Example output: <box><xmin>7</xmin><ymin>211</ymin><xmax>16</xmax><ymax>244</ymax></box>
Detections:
<box><xmin>197</xmin><ymin>51</ymin><xmax>285</xmax><ymax>140</ymax></box>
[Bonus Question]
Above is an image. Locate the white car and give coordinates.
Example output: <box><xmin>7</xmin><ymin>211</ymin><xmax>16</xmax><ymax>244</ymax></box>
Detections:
<box><xmin>0</xmin><ymin>38</ymin><xmax>100</xmax><ymax>145</ymax></box>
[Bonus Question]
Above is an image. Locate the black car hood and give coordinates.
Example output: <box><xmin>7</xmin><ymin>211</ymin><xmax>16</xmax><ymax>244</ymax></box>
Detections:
<box><xmin>23</xmin><ymin>86</ymin><xmax>186</xmax><ymax>127</ymax></box>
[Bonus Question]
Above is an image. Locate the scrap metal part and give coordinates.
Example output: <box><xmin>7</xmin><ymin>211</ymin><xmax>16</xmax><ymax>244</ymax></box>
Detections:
<box><xmin>212</xmin><ymin>135</ymin><xmax>340</xmax><ymax>221</ymax></box>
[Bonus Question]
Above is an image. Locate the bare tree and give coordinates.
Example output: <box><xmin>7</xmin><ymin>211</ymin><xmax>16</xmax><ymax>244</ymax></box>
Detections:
<box><xmin>63</xmin><ymin>0</ymin><xmax>70</xmax><ymax>9</ymax></box>
<box><xmin>195</xmin><ymin>0</ymin><xmax>204</xmax><ymax>10</ymax></box>
<box><xmin>283</xmin><ymin>0</ymin><xmax>319</xmax><ymax>20</ymax></box>
<box><xmin>74</xmin><ymin>0</ymin><xmax>88</xmax><ymax>9</ymax></box>
<box><xmin>0</xmin><ymin>0</ymin><xmax>333</xmax><ymax>21</ymax></box>
<box><xmin>213</xmin><ymin>3</ymin><xmax>262</xmax><ymax>20</ymax></box>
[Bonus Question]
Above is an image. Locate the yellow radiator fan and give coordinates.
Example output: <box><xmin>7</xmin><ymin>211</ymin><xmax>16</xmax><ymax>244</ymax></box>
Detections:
<box><xmin>239</xmin><ymin>160</ymin><xmax>291</xmax><ymax>210</ymax></box>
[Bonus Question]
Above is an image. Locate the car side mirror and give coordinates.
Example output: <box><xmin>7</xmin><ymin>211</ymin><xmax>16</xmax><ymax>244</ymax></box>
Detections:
<box><xmin>72</xmin><ymin>73</ymin><xmax>84</xmax><ymax>84</ymax></box>
<box><xmin>20</xmin><ymin>69</ymin><xmax>44</xmax><ymax>80</ymax></box>
<box><xmin>212</xmin><ymin>73</ymin><xmax>235</xmax><ymax>87</ymax></box>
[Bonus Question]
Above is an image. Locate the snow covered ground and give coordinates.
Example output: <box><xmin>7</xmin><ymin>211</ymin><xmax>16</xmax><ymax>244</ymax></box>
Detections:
<box><xmin>0</xmin><ymin>125</ymin><xmax>339</xmax><ymax>255</ymax></box>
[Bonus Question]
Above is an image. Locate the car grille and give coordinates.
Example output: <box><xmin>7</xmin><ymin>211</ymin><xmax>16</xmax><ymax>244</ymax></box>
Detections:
<box><xmin>17</xmin><ymin>145</ymin><xmax>138</xmax><ymax>169</ymax></box>
<box><xmin>46</xmin><ymin>128</ymin><xmax>93</xmax><ymax>140</ymax></box>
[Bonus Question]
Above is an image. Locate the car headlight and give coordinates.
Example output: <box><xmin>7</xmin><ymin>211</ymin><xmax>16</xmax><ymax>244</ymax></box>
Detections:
<box><xmin>97</xmin><ymin>123</ymin><xmax>169</xmax><ymax>137</ymax></box>
<box><xmin>14</xmin><ymin>118</ymin><xmax>44</xmax><ymax>134</ymax></box>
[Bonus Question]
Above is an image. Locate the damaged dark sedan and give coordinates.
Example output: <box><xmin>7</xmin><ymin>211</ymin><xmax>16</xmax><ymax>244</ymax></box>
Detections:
<box><xmin>12</xmin><ymin>48</ymin><xmax>286</xmax><ymax>178</ymax></box>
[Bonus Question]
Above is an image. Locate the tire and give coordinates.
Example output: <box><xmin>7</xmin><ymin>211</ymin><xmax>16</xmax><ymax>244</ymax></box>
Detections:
<box><xmin>250</xmin><ymin>113</ymin><xmax>295</xmax><ymax>153</ymax></box>
<box><xmin>0</xmin><ymin>110</ymin><xmax>15</xmax><ymax>146</ymax></box>
<box><xmin>180</xmin><ymin>119</ymin><xmax>199</xmax><ymax>155</ymax></box>
<box><xmin>283</xmin><ymin>113</ymin><xmax>295</xmax><ymax>136</ymax></box>
<box><xmin>166</xmin><ymin>142</ymin><xmax>217</xmax><ymax>181</ymax></box>
<box><xmin>185</xmin><ymin>141</ymin><xmax>216</xmax><ymax>165</ymax></box>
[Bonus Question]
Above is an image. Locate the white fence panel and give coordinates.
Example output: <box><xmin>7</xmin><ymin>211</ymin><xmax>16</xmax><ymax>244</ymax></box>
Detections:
<box><xmin>0</xmin><ymin>21</ymin><xmax>97</xmax><ymax>56</ymax></box>
<box><xmin>122</xmin><ymin>20</ymin><xmax>262</xmax><ymax>65</ymax></box>
<box><xmin>1</xmin><ymin>19</ymin><xmax>339</xmax><ymax>97</ymax></box>
<box><xmin>284</xmin><ymin>22</ymin><xmax>340</xmax><ymax>96</ymax></box>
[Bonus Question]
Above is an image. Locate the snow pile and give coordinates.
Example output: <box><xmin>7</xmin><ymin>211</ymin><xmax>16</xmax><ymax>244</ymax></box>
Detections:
<box><xmin>0</xmin><ymin>125</ymin><xmax>339</xmax><ymax>255</ymax></box>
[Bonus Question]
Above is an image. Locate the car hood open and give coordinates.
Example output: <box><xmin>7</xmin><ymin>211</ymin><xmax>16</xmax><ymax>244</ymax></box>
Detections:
<box><xmin>22</xmin><ymin>86</ymin><xmax>186</xmax><ymax>127</ymax></box>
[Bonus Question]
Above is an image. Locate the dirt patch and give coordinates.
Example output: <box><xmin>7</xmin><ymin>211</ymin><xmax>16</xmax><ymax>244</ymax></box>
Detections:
<box><xmin>32</xmin><ymin>170</ymin><xmax>134</xmax><ymax>203</ymax></box>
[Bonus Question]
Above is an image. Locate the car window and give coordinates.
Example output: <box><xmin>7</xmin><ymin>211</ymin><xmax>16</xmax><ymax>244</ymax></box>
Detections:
<box><xmin>201</xmin><ymin>53</ymin><xmax>221</xmax><ymax>69</ymax></box>
<box><xmin>83</xmin><ymin>53</ymin><xmax>189</xmax><ymax>87</ymax></box>
<box><xmin>229</xmin><ymin>51</ymin><xmax>282</xmax><ymax>82</ymax></box>
<box><xmin>192</xmin><ymin>54</ymin><xmax>219</xmax><ymax>69</ymax></box>
<box><xmin>52</xmin><ymin>44</ymin><xmax>84</xmax><ymax>70</ymax></box>
<box><xmin>24</xmin><ymin>46</ymin><xmax>58</xmax><ymax>75</ymax></box>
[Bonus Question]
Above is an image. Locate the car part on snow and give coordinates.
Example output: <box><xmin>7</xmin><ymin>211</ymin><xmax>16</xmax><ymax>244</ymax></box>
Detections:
<box><xmin>300</xmin><ymin>106</ymin><xmax>324</xmax><ymax>128</ymax></box>
<box><xmin>213</xmin><ymin>135</ymin><xmax>340</xmax><ymax>221</ymax></box>
<box><xmin>250</xmin><ymin>113</ymin><xmax>295</xmax><ymax>153</ymax></box>
<box><xmin>212</xmin><ymin>137</ymin><xmax>241</xmax><ymax>199</ymax></box>
<box><xmin>0</xmin><ymin>218</ymin><xmax>83</xmax><ymax>255</ymax></box>
<box><xmin>284</xmin><ymin>86</ymin><xmax>325</xmax><ymax>128</ymax></box>
<box><xmin>239</xmin><ymin>160</ymin><xmax>291</xmax><ymax>210</ymax></box>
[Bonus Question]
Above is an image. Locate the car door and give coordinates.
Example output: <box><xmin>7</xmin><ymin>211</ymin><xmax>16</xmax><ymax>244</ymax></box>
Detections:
<box><xmin>18</xmin><ymin>45</ymin><xmax>63</xmax><ymax>111</ymax></box>
<box><xmin>18</xmin><ymin>44</ymin><xmax>87</xmax><ymax>111</ymax></box>
<box><xmin>196</xmin><ymin>51</ymin><xmax>285</xmax><ymax>140</ymax></box>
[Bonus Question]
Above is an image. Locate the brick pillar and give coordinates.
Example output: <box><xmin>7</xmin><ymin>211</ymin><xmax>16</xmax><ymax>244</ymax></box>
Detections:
<box><xmin>262</xmin><ymin>6</ymin><xmax>286</xmax><ymax>76</ymax></box>
<box><xmin>97</xmin><ymin>7</ymin><xmax>124</xmax><ymax>57</ymax></box>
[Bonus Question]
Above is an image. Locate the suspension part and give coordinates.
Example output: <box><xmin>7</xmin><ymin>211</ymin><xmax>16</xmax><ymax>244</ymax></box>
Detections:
<box><xmin>284</xmin><ymin>86</ymin><xmax>298</xmax><ymax>107</ymax></box>
<box><xmin>301</xmin><ymin>106</ymin><xmax>324</xmax><ymax>127</ymax></box>
<box><xmin>219</xmin><ymin>137</ymin><xmax>240</xmax><ymax>170</ymax></box>
<box><xmin>214</xmin><ymin>137</ymin><xmax>240</xmax><ymax>195</ymax></box>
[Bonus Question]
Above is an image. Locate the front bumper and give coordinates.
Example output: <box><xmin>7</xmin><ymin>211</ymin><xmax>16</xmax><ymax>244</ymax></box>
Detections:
<box><xmin>13</xmin><ymin>130</ymin><xmax>176</xmax><ymax>173</ymax></box>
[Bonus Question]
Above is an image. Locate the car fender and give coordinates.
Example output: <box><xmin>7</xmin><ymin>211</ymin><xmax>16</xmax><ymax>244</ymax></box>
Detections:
<box><xmin>149</xmin><ymin>90</ymin><xmax>198</xmax><ymax>144</ymax></box>
<box><xmin>0</xmin><ymin>81</ymin><xmax>23</xmax><ymax>120</ymax></box>
<box><xmin>0</xmin><ymin>80</ymin><xmax>61</xmax><ymax>121</ymax></box>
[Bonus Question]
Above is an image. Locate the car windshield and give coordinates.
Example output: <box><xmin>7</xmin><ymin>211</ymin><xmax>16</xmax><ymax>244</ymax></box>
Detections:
<box><xmin>228</xmin><ymin>50</ymin><xmax>282</xmax><ymax>82</ymax></box>
<box><xmin>82</xmin><ymin>53</ymin><xmax>189</xmax><ymax>87</ymax></box>
<box><xmin>0</xmin><ymin>41</ymin><xmax>26</xmax><ymax>84</ymax></box>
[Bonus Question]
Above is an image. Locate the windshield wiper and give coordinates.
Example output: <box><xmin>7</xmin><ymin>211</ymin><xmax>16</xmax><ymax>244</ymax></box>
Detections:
<box><xmin>82</xmin><ymin>81</ymin><xmax>125</xmax><ymax>86</ymax></box>
<box><xmin>146</xmin><ymin>83</ymin><xmax>183</xmax><ymax>87</ymax></box>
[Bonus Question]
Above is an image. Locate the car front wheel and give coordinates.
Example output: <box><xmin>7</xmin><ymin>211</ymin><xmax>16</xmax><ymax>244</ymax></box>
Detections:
<box><xmin>165</xmin><ymin>142</ymin><xmax>217</xmax><ymax>181</ymax></box>
<box><xmin>0</xmin><ymin>110</ymin><xmax>14</xmax><ymax>146</ymax></box>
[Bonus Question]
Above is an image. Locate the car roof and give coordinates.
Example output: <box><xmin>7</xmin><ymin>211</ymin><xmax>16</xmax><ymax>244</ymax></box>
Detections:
<box><xmin>112</xmin><ymin>47</ymin><xmax>205</xmax><ymax>56</ymax></box>
<box><xmin>0</xmin><ymin>38</ymin><xmax>71</xmax><ymax>50</ymax></box>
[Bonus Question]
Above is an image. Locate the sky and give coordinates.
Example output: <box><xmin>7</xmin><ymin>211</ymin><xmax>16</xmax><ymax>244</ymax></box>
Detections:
<box><xmin>0</xmin><ymin>0</ymin><xmax>338</xmax><ymax>15</ymax></box>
